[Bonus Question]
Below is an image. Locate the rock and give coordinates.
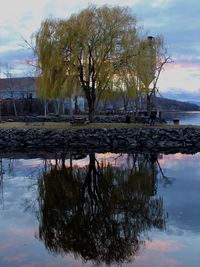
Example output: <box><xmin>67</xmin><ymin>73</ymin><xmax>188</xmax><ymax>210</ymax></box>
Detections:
<box><xmin>0</xmin><ymin>126</ymin><xmax>200</xmax><ymax>152</ymax></box>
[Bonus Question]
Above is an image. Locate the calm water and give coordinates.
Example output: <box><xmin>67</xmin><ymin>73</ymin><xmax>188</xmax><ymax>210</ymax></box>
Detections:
<box><xmin>0</xmin><ymin>152</ymin><xmax>200</xmax><ymax>267</ymax></box>
<box><xmin>163</xmin><ymin>111</ymin><xmax>200</xmax><ymax>125</ymax></box>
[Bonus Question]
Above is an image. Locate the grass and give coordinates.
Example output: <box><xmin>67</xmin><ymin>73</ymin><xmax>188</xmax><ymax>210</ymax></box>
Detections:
<box><xmin>0</xmin><ymin>121</ymin><xmax>199</xmax><ymax>130</ymax></box>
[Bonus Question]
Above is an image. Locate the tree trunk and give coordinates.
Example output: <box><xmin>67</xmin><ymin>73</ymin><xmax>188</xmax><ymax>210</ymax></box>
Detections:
<box><xmin>86</xmin><ymin>92</ymin><xmax>95</xmax><ymax>122</ymax></box>
<box><xmin>13</xmin><ymin>99</ymin><xmax>18</xmax><ymax>117</ymax></box>
<box><xmin>147</xmin><ymin>94</ymin><xmax>151</xmax><ymax>115</ymax></box>
<box><xmin>69</xmin><ymin>96</ymin><xmax>73</xmax><ymax>117</ymax></box>
<box><xmin>104</xmin><ymin>100</ymin><xmax>107</xmax><ymax>114</ymax></box>
<box><xmin>123</xmin><ymin>98</ymin><xmax>129</xmax><ymax>114</ymax></box>
<box><xmin>54</xmin><ymin>100</ymin><xmax>60</xmax><ymax>115</ymax></box>
<box><xmin>0</xmin><ymin>103</ymin><xmax>2</xmax><ymax>122</ymax></box>
<box><xmin>134</xmin><ymin>97</ymin><xmax>139</xmax><ymax>116</ymax></box>
<box><xmin>75</xmin><ymin>96</ymin><xmax>78</xmax><ymax>114</ymax></box>
<box><xmin>44</xmin><ymin>99</ymin><xmax>48</xmax><ymax>117</ymax></box>
<box><xmin>61</xmin><ymin>100</ymin><xmax>65</xmax><ymax>115</ymax></box>
<box><xmin>88</xmin><ymin>107</ymin><xmax>95</xmax><ymax>122</ymax></box>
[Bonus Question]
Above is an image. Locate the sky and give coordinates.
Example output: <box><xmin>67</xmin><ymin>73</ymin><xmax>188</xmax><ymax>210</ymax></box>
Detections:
<box><xmin>0</xmin><ymin>0</ymin><xmax>200</xmax><ymax>100</ymax></box>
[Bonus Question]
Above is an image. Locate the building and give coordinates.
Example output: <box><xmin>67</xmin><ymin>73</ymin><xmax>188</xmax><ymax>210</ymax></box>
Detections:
<box><xmin>0</xmin><ymin>77</ymin><xmax>85</xmax><ymax>115</ymax></box>
<box><xmin>0</xmin><ymin>77</ymin><xmax>36</xmax><ymax>100</ymax></box>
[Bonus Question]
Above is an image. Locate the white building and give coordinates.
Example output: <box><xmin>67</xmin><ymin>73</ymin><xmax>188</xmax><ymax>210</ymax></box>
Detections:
<box><xmin>0</xmin><ymin>77</ymin><xmax>36</xmax><ymax>99</ymax></box>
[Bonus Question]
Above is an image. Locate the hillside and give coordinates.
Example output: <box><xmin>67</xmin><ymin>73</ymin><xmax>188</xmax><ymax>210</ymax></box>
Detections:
<box><xmin>156</xmin><ymin>97</ymin><xmax>200</xmax><ymax>111</ymax></box>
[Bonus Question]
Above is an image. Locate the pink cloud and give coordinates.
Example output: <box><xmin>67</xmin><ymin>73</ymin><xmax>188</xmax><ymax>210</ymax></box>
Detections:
<box><xmin>159</xmin><ymin>153</ymin><xmax>200</xmax><ymax>169</ymax></box>
<box><xmin>165</xmin><ymin>61</ymin><xmax>200</xmax><ymax>70</ymax></box>
<box><xmin>2</xmin><ymin>253</ymin><xmax>27</xmax><ymax>263</ymax></box>
<box><xmin>30</xmin><ymin>257</ymin><xmax>88</xmax><ymax>267</ymax></box>
<box><xmin>0</xmin><ymin>239</ymin><xmax>23</xmax><ymax>251</ymax></box>
<box><xmin>9</xmin><ymin>226</ymin><xmax>35</xmax><ymax>237</ymax></box>
<box><xmin>20</xmin><ymin>264</ymin><xmax>38</xmax><ymax>267</ymax></box>
<box><xmin>160</xmin><ymin>258</ymin><xmax>182</xmax><ymax>267</ymax></box>
<box><xmin>145</xmin><ymin>239</ymin><xmax>184</xmax><ymax>252</ymax></box>
<box><xmin>133</xmin><ymin>253</ymin><xmax>182</xmax><ymax>267</ymax></box>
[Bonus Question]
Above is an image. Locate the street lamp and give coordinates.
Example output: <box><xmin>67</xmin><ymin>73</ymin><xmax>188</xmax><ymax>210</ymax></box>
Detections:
<box><xmin>0</xmin><ymin>99</ymin><xmax>2</xmax><ymax>122</ymax></box>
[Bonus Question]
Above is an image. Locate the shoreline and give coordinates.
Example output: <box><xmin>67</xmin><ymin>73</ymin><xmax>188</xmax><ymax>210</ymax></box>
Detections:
<box><xmin>0</xmin><ymin>126</ymin><xmax>200</xmax><ymax>154</ymax></box>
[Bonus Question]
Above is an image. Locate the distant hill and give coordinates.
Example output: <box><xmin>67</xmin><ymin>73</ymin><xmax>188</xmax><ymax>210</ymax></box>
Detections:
<box><xmin>156</xmin><ymin>97</ymin><xmax>200</xmax><ymax>111</ymax></box>
<box><xmin>186</xmin><ymin>100</ymin><xmax>200</xmax><ymax>106</ymax></box>
<box><xmin>162</xmin><ymin>89</ymin><xmax>200</xmax><ymax>107</ymax></box>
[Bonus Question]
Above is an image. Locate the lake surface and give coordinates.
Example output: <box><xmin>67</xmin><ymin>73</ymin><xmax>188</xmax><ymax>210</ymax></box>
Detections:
<box><xmin>163</xmin><ymin>111</ymin><xmax>200</xmax><ymax>125</ymax></box>
<box><xmin>0</xmin><ymin>151</ymin><xmax>200</xmax><ymax>267</ymax></box>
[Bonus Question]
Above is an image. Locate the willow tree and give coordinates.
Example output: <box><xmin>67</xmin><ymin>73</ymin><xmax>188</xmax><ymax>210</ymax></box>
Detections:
<box><xmin>35</xmin><ymin>19</ymin><xmax>79</xmax><ymax>116</ymax></box>
<box><xmin>35</xmin><ymin>6</ymin><xmax>139</xmax><ymax>121</ymax></box>
<box><xmin>135</xmin><ymin>36</ymin><xmax>171</xmax><ymax>114</ymax></box>
<box><xmin>112</xmin><ymin>68</ymin><xmax>138</xmax><ymax>113</ymax></box>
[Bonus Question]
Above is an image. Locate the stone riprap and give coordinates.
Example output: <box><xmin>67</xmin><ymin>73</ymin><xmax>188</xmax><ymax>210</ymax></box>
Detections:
<box><xmin>1</xmin><ymin>115</ymin><xmax>165</xmax><ymax>124</ymax></box>
<box><xmin>0</xmin><ymin>127</ymin><xmax>200</xmax><ymax>153</ymax></box>
<box><xmin>2</xmin><ymin>115</ymin><xmax>126</xmax><ymax>123</ymax></box>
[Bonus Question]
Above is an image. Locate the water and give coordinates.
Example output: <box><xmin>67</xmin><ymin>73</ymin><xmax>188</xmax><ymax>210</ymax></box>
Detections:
<box><xmin>163</xmin><ymin>111</ymin><xmax>200</xmax><ymax>125</ymax></box>
<box><xmin>0</xmin><ymin>152</ymin><xmax>200</xmax><ymax>267</ymax></box>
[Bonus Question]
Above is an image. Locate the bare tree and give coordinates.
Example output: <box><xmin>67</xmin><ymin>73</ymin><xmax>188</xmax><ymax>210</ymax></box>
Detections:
<box><xmin>3</xmin><ymin>65</ymin><xmax>19</xmax><ymax>117</ymax></box>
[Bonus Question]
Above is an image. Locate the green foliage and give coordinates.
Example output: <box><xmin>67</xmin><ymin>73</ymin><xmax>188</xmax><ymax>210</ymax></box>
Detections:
<box><xmin>35</xmin><ymin>6</ymin><xmax>169</xmax><ymax>119</ymax></box>
<box><xmin>135</xmin><ymin>36</ymin><xmax>165</xmax><ymax>96</ymax></box>
<box><xmin>35</xmin><ymin>5</ymin><xmax>139</xmax><ymax>120</ymax></box>
<box><xmin>113</xmin><ymin>72</ymin><xmax>138</xmax><ymax>100</ymax></box>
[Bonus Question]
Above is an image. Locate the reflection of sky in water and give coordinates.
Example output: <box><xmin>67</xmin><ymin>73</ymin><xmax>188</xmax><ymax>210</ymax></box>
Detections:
<box><xmin>158</xmin><ymin>153</ymin><xmax>200</xmax><ymax>235</ymax></box>
<box><xmin>165</xmin><ymin>111</ymin><xmax>200</xmax><ymax>125</ymax></box>
<box><xmin>0</xmin><ymin>153</ymin><xmax>200</xmax><ymax>266</ymax></box>
<box><xmin>49</xmin><ymin>153</ymin><xmax>132</xmax><ymax>169</ymax></box>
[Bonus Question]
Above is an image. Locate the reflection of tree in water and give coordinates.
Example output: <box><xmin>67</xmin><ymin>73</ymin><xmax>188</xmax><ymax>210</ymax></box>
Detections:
<box><xmin>37</xmin><ymin>153</ymin><xmax>166</xmax><ymax>265</ymax></box>
<box><xmin>0</xmin><ymin>158</ymin><xmax>4</xmax><ymax>207</ymax></box>
<box><xmin>0</xmin><ymin>158</ymin><xmax>15</xmax><ymax>208</ymax></box>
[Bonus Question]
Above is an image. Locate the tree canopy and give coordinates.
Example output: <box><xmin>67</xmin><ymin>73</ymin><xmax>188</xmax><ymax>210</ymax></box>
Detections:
<box><xmin>35</xmin><ymin>5</ymin><xmax>169</xmax><ymax>120</ymax></box>
<box><xmin>35</xmin><ymin>5</ymin><xmax>139</xmax><ymax>120</ymax></box>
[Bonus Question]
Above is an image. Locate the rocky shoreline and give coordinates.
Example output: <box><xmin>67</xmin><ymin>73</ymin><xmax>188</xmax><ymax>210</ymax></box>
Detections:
<box><xmin>0</xmin><ymin>127</ymin><xmax>200</xmax><ymax>154</ymax></box>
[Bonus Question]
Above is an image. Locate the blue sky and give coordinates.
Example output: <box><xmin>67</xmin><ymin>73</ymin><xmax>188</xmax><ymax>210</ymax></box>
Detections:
<box><xmin>0</xmin><ymin>0</ymin><xmax>200</xmax><ymax>98</ymax></box>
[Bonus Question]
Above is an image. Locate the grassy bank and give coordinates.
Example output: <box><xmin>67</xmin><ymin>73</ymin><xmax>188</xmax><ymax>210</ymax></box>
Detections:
<box><xmin>0</xmin><ymin>121</ymin><xmax>199</xmax><ymax>129</ymax></box>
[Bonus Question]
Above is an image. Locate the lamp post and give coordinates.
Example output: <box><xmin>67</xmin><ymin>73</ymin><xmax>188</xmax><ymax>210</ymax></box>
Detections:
<box><xmin>0</xmin><ymin>99</ymin><xmax>2</xmax><ymax>122</ymax></box>
<box><xmin>147</xmin><ymin>36</ymin><xmax>156</xmax><ymax>115</ymax></box>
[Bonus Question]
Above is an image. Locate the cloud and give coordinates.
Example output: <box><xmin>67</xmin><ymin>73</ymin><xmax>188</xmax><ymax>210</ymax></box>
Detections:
<box><xmin>133</xmin><ymin>253</ymin><xmax>182</xmax><ymax>267</ymax></box>
<box><xmin>150</xmin><ymin>0</ymin><xmax>172</xmax><ymax>8</ymax></box>
<box><xmin>2</xmin><ymin>253</ymin><xmax>27</xmax><ymax>264</ymax></box>
<box><xmin>145</xmin><ymin>239</ymin><xmax>184</xmax><ymax>252</ymax></box>
<box><xmin>0</xmin><ymin>49</ymin><xmax>31</xmax><ymax>62</ymax></box>
<box><xmin>0</xmin><ymin>0</ymin><xmax>200</xmax><ymax>92</ymax></box>
<box><xmin>132</xmin><ymin>0</ymin><xmax>200</xmax><ymax>67</ymax></box>
<box><xmin>158</xmin><ymin>152</ymin><xmax>200</xmax><ymax>233</ymax></box>
<box><xmin>157</xmin><ymin>64</ymin><xmax>200</xmax><ymax>93</ymax></box>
